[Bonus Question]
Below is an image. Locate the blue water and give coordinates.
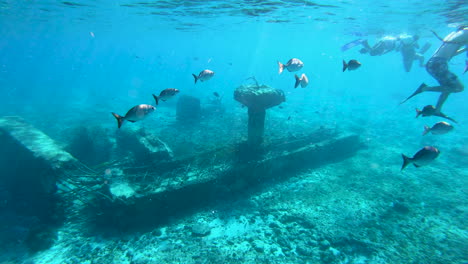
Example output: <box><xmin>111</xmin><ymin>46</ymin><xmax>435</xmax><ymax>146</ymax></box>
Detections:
<box><xmin>0</xmin><ymin>1</ymin><xmax>467</xmax><ymax>263</ymax></box>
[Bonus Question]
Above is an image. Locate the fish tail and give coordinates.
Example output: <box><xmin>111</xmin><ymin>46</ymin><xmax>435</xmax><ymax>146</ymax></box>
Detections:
<box><xmin>192</xmin><ymin>73</ymin><xmax>198</xmax><ymax>84</ymax></box>
<box><xmin>422</xmin><ymin>125</ymin><xmax>431</xmax><ymax>136</ymax></box>
<box><xmin>415</xmin><ymin>108</ymin><xmax>422</xmax><ymax>118</ymax></box>
<box><xmin>342</xmin><ymin>60</ymin><xmax>348</xmax><ymax>72</ymax></box>
<box><xmin>152</xmin><ymin>94</ymin><xmax>159</xmax><ymax>105</ymax></box>
<box><xmin>111</xmin><ymin>112</ymin><xmax>124</xmax><ymax>129</ymax></box>
<box><xmin>294</xmin><ymin>74</ymin><xmax>301</xmax><ymax>88</ymax></box>
<box><xmin>278</xmin><ymin>61</ymin><xmax>284</xmax><ymax>74</ymax></box>
<box><xmin>401</xmin><ymin>154</ymin><xmax>411</xmax><ymax>171</ymax></box>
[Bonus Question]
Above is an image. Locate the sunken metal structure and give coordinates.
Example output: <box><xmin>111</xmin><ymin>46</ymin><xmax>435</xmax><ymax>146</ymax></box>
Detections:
<box><xmin>0</xmin><ymin>113</ymin><xmax>362</xmax><ymax>232</ymax></box>
<box><xmin>234</xmin><ymin>84</ymin><xmax>285</xmax><ymax>146</ymax></box>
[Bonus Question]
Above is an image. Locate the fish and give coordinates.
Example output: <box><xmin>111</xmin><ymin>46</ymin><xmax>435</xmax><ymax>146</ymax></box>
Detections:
<box><xmin>401</xmin><ymin>146</ymin><xmax>440</xmax><ymax>170</ymax></box>
<box><xmin>152</xmin><ymin>88</ymin><xmax>179</xmax><ymax>105</ymax></box>
<box><xmin>294</xmin><ymin>73</ymin><xmax>309</xmax><ymax>88</ymax></box>
<box><xmin>415</xmin><ymin>105</ymin><xmax>457</xmax><ymax>123</ymax></box>
<box><xmin>192</xmin><ymin>69</ymin><xmax>214</xmax><ymax>83</ymax></box>
<box><xmin>342</xmin><ymin>59</ymin><xmax>361</xmax><ymax>71</ymax></box>
<box><xmin>213</xmin><ymin>92</ymin><xmax>220</xmax><ymax>97</ymax></box>
<box><xmin>423</xmin><ymin>121</ymin><xmax>454</xmax><ymax>136</ymax></box>
<box><xmin>111</xmin><ymin>104</ymin><xmax>155</xmax><ymax>129</ymax></box>
<box><xmin>278</xmin><ymin>58</ymin><xmax>304</xmax><ymax>74</ymax></box>
<box><xmin>464</xmin><ymin>60</ymin><xmax>467</xmax><ymax>74</ymax></box>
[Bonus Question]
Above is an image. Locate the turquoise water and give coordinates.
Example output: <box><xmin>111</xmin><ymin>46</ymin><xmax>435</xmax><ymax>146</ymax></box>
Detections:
<box><xmin>0</xmin><ymin>1</ymin><xmax>467</xmax><ymax>263</ymax></box>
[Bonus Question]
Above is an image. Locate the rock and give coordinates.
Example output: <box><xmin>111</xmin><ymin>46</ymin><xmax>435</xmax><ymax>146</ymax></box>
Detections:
<box><xmin>109</xmin><ymin>182</ymin><xmax>135</xmax><ymax>199</ymax></box>
<box><xmin>296</xmin><ymin>242</ymin><xmax>315</xmax><ymax>257</ymax></box>
<box><xmin>116</xmin><ymin>129</ymin><xmax>173</xmax><ymax>165</ymax></box>
<box><xmin>252</xmin><ymin>240</ymin><xmax>265</xmax><ymax>253</ymax></box>
<box><xmin>320</xmin><ymin>239</ymin><xmax>331</xmax><ymax>249</ymax></box>
<box><xmin>191</xmin><ymin>222</ymin><xmax>211</xmax><ymax>237</ymax></box>
<box><xmin>276</xmin><ymin>236</ymin><xmax>292</xmax><ymax>250</ymax></box>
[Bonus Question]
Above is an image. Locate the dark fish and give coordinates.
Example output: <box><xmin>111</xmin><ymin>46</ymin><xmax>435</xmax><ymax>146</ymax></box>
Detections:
<box><xmin>342</xmin><ymin>59</ymin><xmax>361</xmax><ymax>72</ymax></box>
<box><xmin>192</xmin><ymin>69</ymin><xmax>214</xmax><ymax>84</ymax></box>
<box><xmin>278</xmin><ymin>58</ymin><xmax>304</xmax><ymax>74</ymax></box>
<box><xmin>278</xmin><ymin>105</ymin><xmax>284</xmax><ymax>109</ymax></box>
<box><xmin>287</xmin><ymin>116</ymin><xmax>291</xmax><ymax>120</ymax></box>
<box><xmin>111</xmin><ymin>104</ymin><xmax>155</xmax><ymax>128</ymax></box>
<box><xmin>464</xmin><ymin>60</ymin><xmax>467</xmax><ymax>74</ymax></box>
<box><xmin>401</xmin><ymin>146</ymin><xmax>440</xmax><ymax>170</ymax></box>
<box><xmin>415</xmin><ymin>105</ymin><xmax>457</xmax><ymax>123</ymax></box>
<box><xmin>213</xmin><ymin>92</ymin><xmax>220</xmax><ymax>97</ymax></box>
<box><xmin>423</xmin><ymin>121</ymin><xmax>454</xmax><ymax>135</ymax></box>
<box><xmin>294</xmin><ymin>73</ymin><xmax>309</xmax><ymax>88</ymax></box>
<box><xmin>152</xmin><ymin>88</ymin><xmax>179</xmax><ymax>105</ymax></box>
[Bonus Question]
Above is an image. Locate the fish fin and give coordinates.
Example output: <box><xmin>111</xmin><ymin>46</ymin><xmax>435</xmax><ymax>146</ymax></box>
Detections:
<box><xmin>422</xmin><ymin>125</ymin><xmax>431</xmax><ymax>136</ymax></box>
<box><xmin>294</xmin><ymin>74</ymin><xmax>301</xmax><ymax>88</ymax></box>
<box><xmin>111</xmin><ymin>112</ymin><xmax>124</xmax><ymax>129</ymax></box>
<box><xmin>415</xmin><ymin>108</ymin><xmax>422</xmax><ymax>118</ymax></box>
<box><xmin>192</xmin><ymin>73</ymin><xmax>198</xmax><ymax>84</ymax></box>
<box><xmin>152</xmin><ymin>94</ymin><xmax>159</xmax><ymax>105</ymax></box>
<box><xmin>278</xmin><ymin>61</ymin><xmax>284</xmax><ymax>74</ymax></box>
<box><xmin>413</xmin><ymin>163</ymin><xmax>421</xmax><ymax>168</ymax></box>
<box><xmin>342</xmin><ymin>60</ymin><xmax>348</xmax><ymax>72</ymax></box>
<box><xmin>464</xmin><ymin>60</ymin><xmax>468</xmax><ymax>74</ymax></box>
<box><xmin>401</xmin><ymin>154</ymin><xmax>411</xmax><ymax>171</ymax></box>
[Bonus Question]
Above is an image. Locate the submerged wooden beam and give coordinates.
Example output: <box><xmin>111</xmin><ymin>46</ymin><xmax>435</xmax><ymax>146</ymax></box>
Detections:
<box><xmin>93</xmin><ymin>130</ymin><xmax>362</xmax><ymax>230</ymax></box>
<box><xmin>0</xmin><ymin>116</ymin><xmax>80</xmax><ymax>195</ymax></box>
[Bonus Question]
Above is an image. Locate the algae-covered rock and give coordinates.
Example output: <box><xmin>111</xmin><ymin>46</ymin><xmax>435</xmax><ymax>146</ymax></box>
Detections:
<box><xmin>116</xmin><ymin>128</ymin><xmax>173</xmax><ymax>165</ymax></box>
<box><xmin>109</xmin><ymin>182</ymin><xmax>136</xmax><ymax>199</ymax></box>
<box><xmin>191</xmin><ymin>222</ymin><xmax>211</xmax><ymax>237</ymax></box>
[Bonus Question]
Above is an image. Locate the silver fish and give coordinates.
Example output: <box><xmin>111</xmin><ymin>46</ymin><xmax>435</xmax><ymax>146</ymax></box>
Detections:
<box><xmin>401</xmin><ymin>146</ymin><xmax>440</xmax><ymax>170</ymax></box>
<box><xmin>192</xmin><ymin>69</ymin><xmax>214</xmax><ymax>83</ymax></box>
<box><xmin>153</xmin><ymin>88</ymin><xmax>179</xmax><ymax>105</ymax></box>
<box><xmin>294</xmin><ymin>73</ymin><xmax>309</xmax><ymax>88</ymax></box>
<box><xmin>422</xmin><ymin>121</ymin><xmax>454</xmax><ymax>135</ymax></box>
<box><xmin>278</xmin><ymin>58</ymin><xmax>304</xmax><ymax>74</ymax></box>
<box><xmin>111</xmin><ymin>104</ymin><xmax>155</xmax><ymax>128</ymax></box>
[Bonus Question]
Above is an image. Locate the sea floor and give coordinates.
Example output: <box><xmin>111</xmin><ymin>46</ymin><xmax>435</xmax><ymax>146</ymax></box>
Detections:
<box><xmin>1</xmin><ymin>97</ymin><xmax>467</xmax><ymax>264</ymax></box>
<box><xmin>3</xmin><ymin>139</ymin><xmax>466</xmax><ymax>264</ymax></box>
